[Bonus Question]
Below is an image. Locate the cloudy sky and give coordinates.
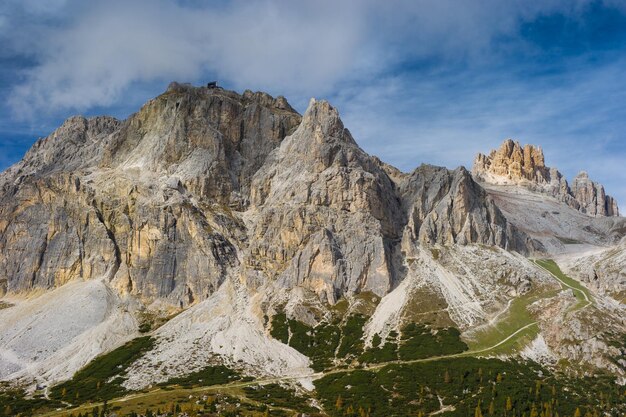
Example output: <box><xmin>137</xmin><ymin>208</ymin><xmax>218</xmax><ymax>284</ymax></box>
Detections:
<box><xmin>1</xmin><ymin>0</ymin><xmax>625</xmax><ymax>204</ymax></box>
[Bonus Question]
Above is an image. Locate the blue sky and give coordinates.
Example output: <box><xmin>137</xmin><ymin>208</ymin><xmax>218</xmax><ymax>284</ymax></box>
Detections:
<box><xmin>1</xmin><ymin>0</ymin><xmax>625</xmax><ymax>204</ymax></box>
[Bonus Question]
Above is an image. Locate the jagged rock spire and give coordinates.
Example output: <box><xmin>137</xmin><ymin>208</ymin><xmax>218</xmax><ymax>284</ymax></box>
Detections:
<box><xmin>473</xmin><ymin>139</ymin><xmax>620</xmax><ymax>217</ymax></box>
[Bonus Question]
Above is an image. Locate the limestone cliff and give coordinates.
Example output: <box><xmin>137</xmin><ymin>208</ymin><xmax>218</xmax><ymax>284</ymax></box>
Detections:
<box><xmin>572</xmin><ymin>171</ymin><xmax>619</xmax><ymax>217</ymax></box>
<box><xmin>473</xmin><ymin>139</ymin><xmax>619</xmax><ymax>217</ymax></box>
<box><xmin>0</xmin><ymin>84</ymin><xmax>301</xmax><ymax>304</ymax></box>
<box><xmin>0</xmin><ymin>88</ymin><xmax>527</xmax><ymax>306</ymax></box>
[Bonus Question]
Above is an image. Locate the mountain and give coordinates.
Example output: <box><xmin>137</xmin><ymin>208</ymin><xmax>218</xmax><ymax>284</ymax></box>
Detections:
<box><xmin>473</xmin><ymin>139</ymin><xmax>619</xmax><ymax>217</ymax></box>
<box><xmin>0</xmin><ymin>84</ymin><xmax>624</xmax><ymax>417</ymax></box>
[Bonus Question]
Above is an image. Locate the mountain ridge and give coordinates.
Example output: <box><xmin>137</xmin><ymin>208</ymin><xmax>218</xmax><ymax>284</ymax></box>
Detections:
<box><xmin>0</xmin><ymin>84</ymin><xmax>624</xmax><ymax>404</ymax></box>
<box><xmin>473</xmin><ymin>138</ymin><xmax>619</xmax><ymax>217</ymax></box>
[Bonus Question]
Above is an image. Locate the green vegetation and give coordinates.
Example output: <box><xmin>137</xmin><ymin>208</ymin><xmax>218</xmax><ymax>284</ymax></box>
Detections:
<box><xmin>535</xmin><ymin>259</ymin><xmax>593</xmax><ymax>308</ymax></box>
<box><xmin>157</xmin><ymin>365</ymin><xmax>240</xmax><ymax>388</ymax></box>
<box><xmin>269</xmin><ymin>312</ymin><xmax>289</xmax><ymax>344</ymax></box>
<box><xmin>272</xmin><ymin>309</ymin><xmax>468</xmax><ymax>369</ymax></box>
<box><xmin>270</xmin><ymin>312</ymin><xmax>342</xmax><ymax>371</ymax></box>
<box><xmin>49</xmin><ymin>336</ymin><xmax>154</xmax><ymax>403</ymax></box>
<box><xmin>556</xmin><ymin>236</ymin><xmax>582</xmax><ymax>245</ymax></box>
<box><xmin>336</xmin><ymin>315</ymin><xmax>367</xmax><ymax>359</ymax></box>
<box><xmin>360</xmin><ymin>324</ymin><xmax>467</xmax><ymax>364</ymax></box>
<box><xmin>270</xmin><ymin>312</ymin><xmax>373</xmax><ymax>371</ymax></box>
<box><xmin>243</xmin><ymin>384</ymin><xmax>316</xmax><ymax>414</ymax></box>
<box><xmin>316</xmin><ymin>357</ymin><xmax>625</xmax><ymax>417</ymax></box>
<box><xmin>398</xmin><ymin>323</ymin><xmax>467</xmax><ymax>360</ymax></box>
<box><xmin>0</xmin><ymin>387</ymin><xmax>63</xmax><ymax>416</ymax></box>
<box><xmin>359</xmin><ymin>331</ymin><xmax>398</xmax><ymax>364</ymax></box>
<box><xmin>466</xmin><ymin>288</ymin><xmax>554</xmax><ymax>353</ymax></box>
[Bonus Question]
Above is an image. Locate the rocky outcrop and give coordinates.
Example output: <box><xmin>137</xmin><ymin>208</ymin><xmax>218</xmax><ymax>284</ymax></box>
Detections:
<box><xmin>473</xmin><ymin>139</ymin><xmax>549</xmax><ymax>183</ymax></box>
<box><xmin>473</xmin><ymin>139</ymin><xmax>619</xmax><ymax>217</ymax></box>
<box><xmin>398</xmin><ymin>164</ymin><xmax>532</xmax><ymax>253</ymax></box>
<box><xmin>572</xmin><ymin>171</ymin><xmax>619</xmax><ymax>216</ymax></box>
<box><xmin>530</xmin><ymin>289</ymin><xmax>625</xmax><ymax>380</ymax></box>
<box><xmin>101</xmin><ymin>82</ymin><xmax>302</xmax><ymax>208</ymax></box>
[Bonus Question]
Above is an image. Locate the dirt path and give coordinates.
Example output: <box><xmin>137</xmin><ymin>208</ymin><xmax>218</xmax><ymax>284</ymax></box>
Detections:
<box><xmin>533</xmin><ymin>260</ymin><xmax>592</xmax><ymax>310</ymax></box>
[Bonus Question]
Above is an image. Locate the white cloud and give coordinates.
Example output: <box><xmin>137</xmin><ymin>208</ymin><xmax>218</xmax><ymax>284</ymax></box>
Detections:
<box><xmin>332</xmin><ymin>57</ymin><xmax>626</xmax><ymax>205</ymax></box>
<box><xmin>6</xmin><ymin>0</ymin><xmax>618</xmax><ymax>117</ymax></box>
<box><xmin>3</xmin><ymin>0</ymin><xmax>625</xmax><ymax>204</ymax></box>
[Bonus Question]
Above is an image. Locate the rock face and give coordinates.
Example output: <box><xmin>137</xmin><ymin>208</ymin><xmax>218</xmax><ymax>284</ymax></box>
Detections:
<box><xmin>473</xmin><ymin>139</ymin><xmax>619</xmax><ymax>217</ymax></box>
<box><xmin>0</xmin><ymin>88</ymin><xmax>527</xmax><ymax>306</ymax></box>
<box><xmin>572</xmin><ymin>171</ymin><xmax>619</xmax><ymax>217</ymax></box>
<box><xmin>0</xmin><ymin>84</ymin><xmax>301</xmax><ymax>304</ymax></box>
<box><xmin>398</xmin><ymin>164</ymin><xmax>528</xmax><ymax>251</ymax></box>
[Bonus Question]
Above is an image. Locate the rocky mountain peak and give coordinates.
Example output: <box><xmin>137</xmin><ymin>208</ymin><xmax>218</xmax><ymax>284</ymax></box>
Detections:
<box><xmin>572</xmin><ymin>171</ymin><xmax>619</xmax><ymax>216</ymax></box>
<box><xmin>473</xmin><ymin>139</ymin><xmax>549</xmax><ymax>184</ymax></box>
<box><xmin>473</xmin><ymin>139</ymin><xmax>620</xmax><ymax>217</ymax></box>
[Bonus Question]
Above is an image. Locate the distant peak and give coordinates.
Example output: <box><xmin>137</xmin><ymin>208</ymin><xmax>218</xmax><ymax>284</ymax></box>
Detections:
<box><xmin>474</xmin><ymin>139</ymin><xmax>548</xmax><ymax>184</ymax></box>
<box><xmin>473</xmin><ymin>139</ymin><xmax>619</xmax><ymax>217</ymax></box>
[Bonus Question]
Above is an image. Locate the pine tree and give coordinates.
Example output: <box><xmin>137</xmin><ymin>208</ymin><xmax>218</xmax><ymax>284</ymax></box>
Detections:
<box><xmin>488</xmin><ymin>401</ymin><xmax>495</xmax><ymax>415</ymax></box>
<box><xmin>530</xmin><ymin>404</ymin><xmax>539</xmax><ymax>417</ymax></box>
<box><xmin>573</xmin><ymin>407</ymin><xmax>581</xmax><ymax>417</ymax></box>
<box><xmin>475</xmin><ymin>404</ymin><xmax>484</xmax><ymax>417</ymax></box>
<box><xmin>61</xmin><ymin>387</ymin><xmax>67</xmax><ymax>398</ymax></box>
<box><xmin>335</xmin><ymin>395</ymin><xmax>343</xmax><ymax>410</ymax></box>
<box><xmin>3</xmin><ymin>405</ymin><xmax>11</xmax><ymax>416</ymax></box>
<box><xmin>444</xmin><ymin>369</ymin><xmax>451</xmax><ymax>384</ymax></box>
<box><xmin>496</xmin><ymin>373</ymin><xmax>503</xmax><ymax>383</ymax></box>
<box><xmin>506</xmin><ymin>397</ymin><xmax>513</xmax><ymax>411</ymax></box>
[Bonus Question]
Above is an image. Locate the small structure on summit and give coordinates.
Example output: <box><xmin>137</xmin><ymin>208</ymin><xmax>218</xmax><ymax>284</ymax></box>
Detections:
<box><xmin>207</xmin><ymin>81</ymin><xmax>218</xmax><ymax>88</ymax></box>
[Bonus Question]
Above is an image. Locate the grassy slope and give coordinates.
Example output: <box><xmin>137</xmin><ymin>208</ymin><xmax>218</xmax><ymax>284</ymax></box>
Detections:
<box><xmin>467</xmin><ymin>258</ymin><xmax>596</xmax><ymax>355</ymax></box>
<box><xmin>464</xmin><ymin>288</ymin><xmax>554</xmax><ymax>354</ymax></box>
<box><xmin>534</xmin><ymin>259</ymin><xmax>594</xmax><ymax>309</ymax></box>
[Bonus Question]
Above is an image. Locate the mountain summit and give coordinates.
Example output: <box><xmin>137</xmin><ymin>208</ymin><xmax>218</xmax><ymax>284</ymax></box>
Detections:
<box><xmin>473</xmin><ymin>139</ymin><xmax>619</xmax><ymax>216</ymax></box>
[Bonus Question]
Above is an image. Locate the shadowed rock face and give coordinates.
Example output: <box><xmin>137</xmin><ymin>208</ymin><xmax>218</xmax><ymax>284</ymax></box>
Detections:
<box><xmin>473</xmin><ymin>139</ymin><xmax>619</xmax><ymax>217</ymax></box>
<box><xmin>0</xmin><ymin>86</ymin><xmax>529</xmax><ymax>305</ymax></box>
